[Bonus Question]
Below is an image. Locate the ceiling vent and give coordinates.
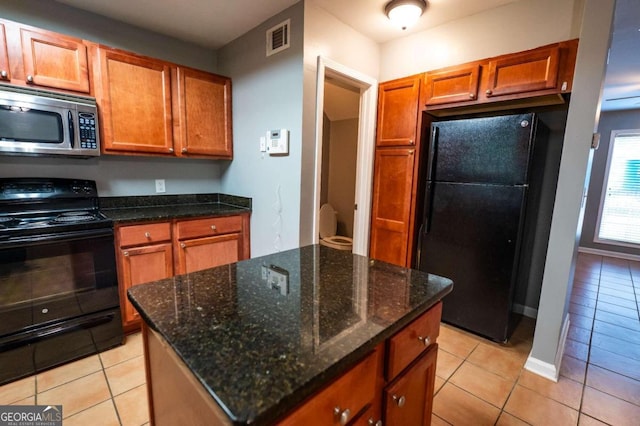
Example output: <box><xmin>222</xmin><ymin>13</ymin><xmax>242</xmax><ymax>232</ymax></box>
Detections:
<box><xmin>266</xmin><ymin>19</ymin><xmax>290</xmax><ymax>57</ymax></box>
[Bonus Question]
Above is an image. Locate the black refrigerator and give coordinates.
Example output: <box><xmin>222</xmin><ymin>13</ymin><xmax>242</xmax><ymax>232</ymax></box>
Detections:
<box><xmin>417</xmin><ymin>112</ymin><xmax>551</xmax><ymax>342</ymax></box>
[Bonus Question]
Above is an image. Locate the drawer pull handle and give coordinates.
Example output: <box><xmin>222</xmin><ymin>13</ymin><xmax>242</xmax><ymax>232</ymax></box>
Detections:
<box><xmin>0</xmin><ymin>70</ymin><xmax>7</xmax><ymax>79</ymax></box>
<box><xmin>333</xmin><ymin>407</ymin><xmax>350</xmax><ymax>425</ymax></box>
<box><xmin>123</xmin><ymin>251</ymin><xmax>129</xmax><ymax>257</ymax></box>
<box><xmin>392</xmin><ymin>394</ymin><xmax>406</xmax><ymax>408</ymax></box>
<box><xmin>469</xmin><ymin>93</ymin><xmax>475</xmax><ymax>98</ymax></box>
<box><xmin>211</xmin><ymin>225</ymin><xmax>217</xmax><ymax>231</ymax></box>
<box><xmin>26</xmin><ymin>75</ymin><xmax>34</xmax><ymax>83</ymax></box>
<box><xmin>485</xmin><ymin>89</ymin><xmax>492</xmax><ymax>95</ymax></box>
<box><xmin>368</xmin><ymin>418</ymin><xmax>383</xmax><ymax>426</ymax></box>
<box><xmin>418</xmin><ymin>335</ymin><xmax>431</xmax><ymax>346</ymax></box>
<box><xmin>144</xmin><ymin>232</ymin><xmax>151</xmax><ymax>238</ymax></box>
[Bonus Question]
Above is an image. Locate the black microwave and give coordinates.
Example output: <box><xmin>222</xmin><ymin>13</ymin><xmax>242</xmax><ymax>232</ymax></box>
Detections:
<box><xmin>0</xmin><ymin>85</ymin><xmax>100</xmax><ymax>158</ymax></box>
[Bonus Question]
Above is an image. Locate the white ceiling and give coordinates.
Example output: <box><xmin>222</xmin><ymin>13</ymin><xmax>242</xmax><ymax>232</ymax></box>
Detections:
<box><xmin>54</xmin><ymin>0</ymin><xmax>638</xmax><ymax>112</ymax></box>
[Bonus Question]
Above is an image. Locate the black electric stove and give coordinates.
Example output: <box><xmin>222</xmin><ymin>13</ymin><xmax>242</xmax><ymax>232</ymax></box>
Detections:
<box><xmin>0</xmin><ymin>178</ymin><xmax>123</xmax><ymax>385</ymax></box>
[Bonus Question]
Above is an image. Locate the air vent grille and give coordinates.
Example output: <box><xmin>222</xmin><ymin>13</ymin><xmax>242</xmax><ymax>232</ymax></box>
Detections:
<box><xmin>266</xmin><ymin>19</ymin><xmax>290</xmax><ymax>57</ymax></box>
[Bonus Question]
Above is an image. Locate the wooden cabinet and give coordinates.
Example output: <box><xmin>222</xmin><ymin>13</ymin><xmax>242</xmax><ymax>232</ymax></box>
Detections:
<box><xmin>173</xmin><ymin>215</ymin><xmax>249</xmax><ymax>274</ymax></box>
<box><xmin>376</xmin><ymin>76</ymin><xmax>421</xmax><ymax>147</ymax></box>
<box><xmin>116</xmin><ymin>213</ymin><xmax>250</xmax><ymax>331</ymax></box>
<box><xmin>173</xmin><ymin>67</ymin><xmax>232</xmax><ymax>157</ymax></box>
<box><xmin>424</xmin><ymin>64</ymin><xmax>480</xmax><ymax>106</ymax></box>
<box><xmin>369</xmin><ymin>147</ymin><xmax>417</xmax><ymax>266</ymax></box>
<box><xmin>0</xmin><ymin>23</ymin><xmax>11</xmax><ymax>83</ymax></box>
<box><xmin>279</xmin><ymin>346</ymin><xmax>383</xmax><ymax>426</ymax></box>
<box><xmin>0</xmin><ymin>19</ymin><xmax>90</xmax><ymax>93</ymax></box>
<box><xmin>278</xmin><ymin>303</ymin><xmax>442</xmax><ymax>426</ymax></box>
<box><xmin>422</xmin><ymin>39</ymin><xmax>578</xmax><ymax>115</ymax></box>
<box><xmin>94</xmin><ymin>47</ymin><xmax>174</xmax><ymax>155</ymax></box>
<box><xmin>93</xmin><ymin>45</ymin><xmax>233</xmax><ymax>159</ymax></box>
<box><xmin>384</xmin><ymin>345</ymin><xmax>438</xmax><ymax>426</ymax></box>
<box><xmin>116</xmin><ymin>222</ymin><xmax>173</xmax><ymax>332</ymax></box>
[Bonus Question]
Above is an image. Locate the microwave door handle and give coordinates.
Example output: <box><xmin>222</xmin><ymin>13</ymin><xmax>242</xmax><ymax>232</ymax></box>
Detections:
<box><xmin>67</xmin><ymin>111</ymin><xmax>75</xmax><ymax>148</ymax></box>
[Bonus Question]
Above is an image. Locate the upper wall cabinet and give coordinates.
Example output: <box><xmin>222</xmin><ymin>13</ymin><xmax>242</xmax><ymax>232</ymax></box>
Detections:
<box><xmin>92</xmin><ymin>45</ymin><xmax>233</xmax><ymax>159</ymax></box>
<box><xmin>0</xmin><ymin>19</ymin><xmax>90</xmax><ymax>93</ymax></box>
<box><xmin>423</xmin><ymin>39</ymin><xmax>578</xmax><ymax>116</ymax></box>
<box><xmin>376</xmin><ymin>75</ymin><xmax>421</xmax><ymax>147</ymax></box>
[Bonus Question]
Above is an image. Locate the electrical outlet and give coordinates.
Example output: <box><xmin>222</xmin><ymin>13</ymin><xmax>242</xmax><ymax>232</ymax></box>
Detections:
<box><xmin>155</xmin><ymin>179</ymin><xmax>166</xmax><ymax>193</ymax></box>
<box><xmin>266</xmin><ymin>265</ymin><xmax>289</xmax><ymax>295</ymax></box>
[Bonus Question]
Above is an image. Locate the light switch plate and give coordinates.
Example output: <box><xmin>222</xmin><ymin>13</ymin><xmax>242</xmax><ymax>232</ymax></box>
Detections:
<box><xmin>155</xmin><ymin>179</ymin><xmax>166</xmax><ymax>193</ymax></box>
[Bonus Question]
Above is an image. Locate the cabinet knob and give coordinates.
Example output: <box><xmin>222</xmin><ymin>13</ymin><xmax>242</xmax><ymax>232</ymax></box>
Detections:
<box><xmin>469</xmin><ymin>93</ymin><xmax>475</xmax><ymax>99</ymax></box>
<box><xmin>168</xmin><ymin>148</ymin><xmax>174</xmax><ymax>153</ymax></box>
<box><xmin>211</xmin><ymin>225</ymin><xmax>217</xmax><ymax>231</ymax></box>
<box><xmin>0</xmin><ymin>70</ymin><xmax>7</xmax><ymax>79</ymax></box>
<box><xmin>144</xmin><ymin>232</ymin><xmax>151</xmax><ymax>238</ymax></box>
<box><xmin>392</xmin><ymin>394</ymin><xmax>406</xmax><ymax>408</ymax></box>
<box><xmin>123</xmin><ymin>251</ymin><xmax>129</xmax><ymax>257</ymax></box>
<box><xmin>418</xmin><ymin>335</ymin><xmax>431</xmax><ymax>346</ymax></box>
<box><xmin>180</xmin><ymin>242</ymin><xmax>186</xmax><ymax>249</ymax></box>
<box><xmin>408</xmin><ymin>139</ymin><xmax>414</xmax><ymax>145</ymax></box>
<box><xmin>26</xmin><ymin>75</ymin><xmax>34</xmax><ymax>83</ymax></box>
<box><xmin>182</xmin><ymin>147</ymin><xmax>187</xmax><ymax>153</ymax></box>
<box><xmin>408</xmin><ymin>150</ymin><xmax>414</xmax><ymax>155</ymax></box>
<box><xmin>368</xmin><ymin>418</ymin><xmax>383</xmax><ymax>426</ymax></box>
<box><xmin>333</xmin><ymin>407</ymin><xmax>350</xmax><ymax>425</ymax></box>
<box><xmin>485</xmin><ymin>89</ymin><xmax>492</xmax><ymax>95</ymax></box>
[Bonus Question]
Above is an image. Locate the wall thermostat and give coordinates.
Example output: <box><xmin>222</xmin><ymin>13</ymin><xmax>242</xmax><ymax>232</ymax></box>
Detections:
<box><xmin>267</xmin><ymin>129</ymin><xmax>289</xmax><ymax>155</ymax></box>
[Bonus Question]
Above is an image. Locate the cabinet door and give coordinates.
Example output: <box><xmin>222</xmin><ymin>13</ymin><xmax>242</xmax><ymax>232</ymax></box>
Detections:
<box><xmin>96</xmin><ymin>47</ymin><xmax>174</xmax><ymax>155</ymax></box>
<box><xmin>119</xmin><ymin>243</ymin><xmax>173</xmax><ymax>329</ymax></box>
<box><xmin>484</xmin><ymin>46</ymin><xmax>560</xmax><ymax>98</ymax></box>
<box><xmin>176</xmin><ymin>233</ymin><xmax>241</xmax><ymax>275</ymax></box>
<box><xmin>424</xmin><ymin>64</ymin><xmax>480</xmax><ymax>106</ymax></box>
<box><xmin>376</xmin><ymin>76</ymin><xmax>421</xmax><ymax>147</ymax></box>
<box><xmin>369</xmin><ymin>148</ymin><xmax>416</xmax><ymax>266</ymax></box>
<box><xmin>174</xmin><ymin>67</ymin><xmax>232</xmax><ymax>158</ymax></box>
<box><xmin>19</xmin><ymin>27</ymin><xmax>89</xmax><ymax>93</ymax></box>
<box><xmin>384</xmin><ymin>344</ymin><xmax>438</xmax><ymax>426</ymax></box>
<box><xmin>0</xmin><ymin>23</ymin><xmax>10</xmax><ymax>83</ymax></box>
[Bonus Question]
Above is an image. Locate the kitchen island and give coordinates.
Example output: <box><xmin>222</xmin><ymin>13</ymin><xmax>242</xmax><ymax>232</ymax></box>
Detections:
<box><xmin>128</xmin><ymin>245</ymin><xmax>453</xmax><ymax>425</ymax></box>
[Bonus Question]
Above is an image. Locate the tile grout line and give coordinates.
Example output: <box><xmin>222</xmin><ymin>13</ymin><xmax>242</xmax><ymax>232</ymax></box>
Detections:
<box><xmin>97</xmin><ymin>353</ymin><xmax>124</xmax><ymax>426</ymax></box>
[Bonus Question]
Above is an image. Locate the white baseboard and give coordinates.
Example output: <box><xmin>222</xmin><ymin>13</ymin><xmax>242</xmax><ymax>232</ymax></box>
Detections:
<box><xmin>513</xmin><ymin>303</ymin><xmax>538</xmax><ymax>319</ymax></box>
<box><xmin>524</xmin><ymin>314</ymin><xmax>570</xmax><ymax>382</ymax></box>
<box><xmin>578</xmin><ymin>246</ymin><xmax>640</xmax><ymax>261</ymax></box>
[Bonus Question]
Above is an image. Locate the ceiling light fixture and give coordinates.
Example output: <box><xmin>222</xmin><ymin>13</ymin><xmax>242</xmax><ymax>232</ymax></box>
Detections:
<box><xmin>385</xmin><ymin>0</ymin><xmax>427</xmax><ymax>30</ymax></box>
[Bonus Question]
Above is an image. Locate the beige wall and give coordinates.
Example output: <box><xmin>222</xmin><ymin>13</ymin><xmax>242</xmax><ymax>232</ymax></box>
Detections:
<box><xmin>379</xmin><ymin>0</ymin><xmax>584</xmax><ymax>81</ymax></box>
<box><xmin>327</xmin><ymin>119</ymin><xmax>358</xmax><ymax>238</ymax></box>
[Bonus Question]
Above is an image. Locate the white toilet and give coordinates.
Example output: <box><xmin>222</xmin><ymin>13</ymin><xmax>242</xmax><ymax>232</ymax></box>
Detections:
<box><xmin>319</xmin><ymin>203</ymin><xmax>353</xmax><ymax>251</ymax></box>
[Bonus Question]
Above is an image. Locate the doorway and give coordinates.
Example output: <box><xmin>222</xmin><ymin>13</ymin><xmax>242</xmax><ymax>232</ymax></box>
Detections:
<box><xmin>313</xmin><ymin>57</ymin><xmax>377</xmax><ymax>256</ymax></box>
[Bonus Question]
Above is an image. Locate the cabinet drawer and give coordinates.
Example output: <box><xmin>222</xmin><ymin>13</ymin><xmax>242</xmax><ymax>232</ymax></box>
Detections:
<box><xmin>279</xmin><ymin>347</ymin><xmax>382</xmax><ymax>425</ymax></box>
<box><xmin>386</xmin><ymin>302</ymin><xmax>442</xmax><ymax>380</ymax></box>
<box><xmin>118</xmin><ymin>222</ymin><xmax>172</xmax><ymax>247</ymax></box>
<box><xmin>175</xmin><ymin>215</ymin><xmax>242</xmax><ymax>240</ymax></box>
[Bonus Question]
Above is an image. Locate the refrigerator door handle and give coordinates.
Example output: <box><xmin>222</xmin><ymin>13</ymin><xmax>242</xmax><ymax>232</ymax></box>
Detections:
<box><xmin>415</xmin><ymin>222</ymin><xmax>425</xmax><ymax>267</ymax></box>
<box><xmin>426</xmin><ymin>126</ymin><xmax>438</xmax><ymax>182</ymax></box>
<box><xmin>424</xmin><ymin>181</ymin><xmax>434</xmax><ymax>234</ymax></box>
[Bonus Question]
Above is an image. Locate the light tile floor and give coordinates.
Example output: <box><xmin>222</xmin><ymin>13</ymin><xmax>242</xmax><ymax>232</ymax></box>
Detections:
<box><xmin>0</xmin><ymin>253</ymin><xmax>638</xmax><ymax>425</ymax></box>
<box><xmin>433</xmin><ymin>253</ymin><xmax>640</xmax><ymax>425</ymax></box>
<box><xmin>0</xmin><ymin>332</ymin><xmax>149</xmax><ymax>426</ymax></box>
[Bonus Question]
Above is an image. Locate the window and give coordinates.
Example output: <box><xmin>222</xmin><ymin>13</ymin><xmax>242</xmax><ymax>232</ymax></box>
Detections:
<box><xmin>596</xmin><ymin>130</ymin><xmax>640</xmax><ymax>246</ymax></box>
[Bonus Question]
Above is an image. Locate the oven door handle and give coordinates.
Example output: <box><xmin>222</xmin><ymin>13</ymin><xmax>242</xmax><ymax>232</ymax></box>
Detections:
<box><xmin>0</xmin><ymin>227</ymin><xmax>114</xmax><ymax>247</ymax></box>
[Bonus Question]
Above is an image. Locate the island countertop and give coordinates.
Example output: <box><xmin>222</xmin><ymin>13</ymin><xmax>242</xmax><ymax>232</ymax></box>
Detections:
<box><xmin>128</xmin><ymin>245</ymin><xmax>453</xmax><ymax>425</ymax></box>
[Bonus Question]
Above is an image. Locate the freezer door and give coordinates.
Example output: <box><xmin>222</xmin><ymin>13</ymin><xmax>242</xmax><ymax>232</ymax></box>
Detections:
<box><xmin>419</xmin><ymin>182</ymin><xmax>526</xmax><ymax>342</ymax></box>
<box><xmin>431</xmin><ymin>113</ymin><xmax>535</xmax><ymax>185</ymax></box>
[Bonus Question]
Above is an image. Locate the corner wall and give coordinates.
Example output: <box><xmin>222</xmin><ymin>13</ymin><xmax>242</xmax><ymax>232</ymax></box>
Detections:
<box><xmin>217</xmin><ymin>3</ymin><xmax>305</xmax><ymax>257</ymax></box>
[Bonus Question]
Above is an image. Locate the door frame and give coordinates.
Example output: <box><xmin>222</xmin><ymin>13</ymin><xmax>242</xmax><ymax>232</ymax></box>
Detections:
<box><xmin>313</xmin><ymin>56</ymin><xmax>378</xmax><ymax>256</ymax></box>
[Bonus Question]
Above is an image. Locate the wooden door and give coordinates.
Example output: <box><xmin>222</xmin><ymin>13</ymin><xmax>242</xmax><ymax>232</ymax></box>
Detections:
<box><xmin>484</xmin><ymin>46</ymin><xmax>560</xmax><ymax>98</ymax></box>
<box><xmin>119</xmin><ymin>243</ymin><xmax>173</xmax><ymax>329</ymax></box>
<box><xmin>369</xmin><ymin>148</ymin><xmax>416</xmax><ymax>266</ymax></box>
<box><xmin>96</xmin><ymin>47</ymin><xmax>174</xmax><ymax>155</ymax></box>
<box><xmin>424</xmin><ymin>64</ymin><xmax>480</xmax><ymax>106</ymax></box>
<box><xmin>19</xmin><ymin>27</ymin><xmax>89</xmax><ymax>93</ymax></box>
<box><xmin>174</xmin><ymin>67</ymin><xmax>232</xmax><ymax>158</ymax></box>
<box><xmin>0</xmin><ymin>23</ymin><xmax>10</xmax><ymax>83</ymax></box>
<box><xmin>176</xmin><ymin>233</ymin><xmax>241</xmax><ymax>275</ymax></box>
<box><xmin>376</xmin><ymin>76</ymin><xmax>421</xmax><ymax>147</ymax></box>
<box><xmin>384</xmin><ymin>344</ymin><xmax>438</xmax><ymax>426</ymax></box>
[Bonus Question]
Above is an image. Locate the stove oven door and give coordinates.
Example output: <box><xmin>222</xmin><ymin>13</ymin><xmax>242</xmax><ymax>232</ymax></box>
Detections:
<box><xmin>0</xmin><ymin>228</ymin><xmax>123</xmax><ymax>384</ymax></box>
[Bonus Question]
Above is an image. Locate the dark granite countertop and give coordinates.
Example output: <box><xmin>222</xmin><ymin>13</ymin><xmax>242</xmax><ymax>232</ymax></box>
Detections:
<box><xmin>128</xmin><ymin>245</ymin><xmax>453</xmax><ymax>425</ymax></box>
<box><xmin>100</xmin><ymin>193</ymin><xmax>251</xmax><ymax>223</ymax></box>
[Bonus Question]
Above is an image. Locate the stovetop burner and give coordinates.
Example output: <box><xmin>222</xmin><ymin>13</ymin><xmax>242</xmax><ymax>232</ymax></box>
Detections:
<box><xmin>53</xmin><ymin>213</ymin><xmax>97</xmax><ymax>223</ymax></box>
